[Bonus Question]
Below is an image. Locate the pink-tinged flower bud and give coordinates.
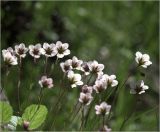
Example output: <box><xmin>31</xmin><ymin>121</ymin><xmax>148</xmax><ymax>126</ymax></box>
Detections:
<box><xmin>39</xmin><ymin>76</ymin><xmax>54</xmax><ymax>89</ymax></box>
<box><xmin>23</xmin><ymin>121</ymin><xmax>30</xmax><ymax>131</ymax></box>
<box><xmin>81</xmin><ymin>85</ymin><xmax>93</xmax><ymax>94</ymax></box>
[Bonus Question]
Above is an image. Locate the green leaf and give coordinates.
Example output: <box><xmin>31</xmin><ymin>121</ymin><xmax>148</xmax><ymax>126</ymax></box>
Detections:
<box><xmin>0</xmin><ymin>101</ymin><xmax>13</xmax><ymax>123</ymax></box>
<box><xmin>22</xmin><ymin>104</ymin><xmax>48</xmax><ymax>130</ymax></box>
<box><xmin>7</xmin><ymin>116</ymin><xmax>21</xmax><ymax>130</ymax></box>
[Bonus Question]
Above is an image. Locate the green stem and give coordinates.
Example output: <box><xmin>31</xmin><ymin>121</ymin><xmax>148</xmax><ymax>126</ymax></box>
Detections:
<box><xmin>80</xmin><ymin>105</ymin><xmax>84</xmax><ymax>131</ymax></box>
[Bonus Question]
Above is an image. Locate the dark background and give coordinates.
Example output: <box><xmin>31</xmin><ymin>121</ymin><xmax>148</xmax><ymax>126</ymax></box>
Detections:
<box><xmin>1</xmin><ymin>1</ymin><xmax>159</xmax><ymax>131</ymax></box>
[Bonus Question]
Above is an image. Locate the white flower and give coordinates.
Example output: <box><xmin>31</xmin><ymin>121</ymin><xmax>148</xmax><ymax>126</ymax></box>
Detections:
<box><xmin>2</xmin><ymin>49</ymin><xmax>18</xmax><ymax>65</ymax></box>
<box><xmin>60</xmin><ymin>59</ymin><xmax>72</xmax><ymax>73</ymax></box>
<box><xmin>42</xmin><ymin>42</ymin><xmax>57</xmax><ymax>57</ymax></box>
<box><xmin>79</xmin><ymin>92</ymin><xmax>93</xmax><ymax>105</ymax></box>
<box><xmin>130</xmin><ymin>80</ymin><xmax>149</xmax><ymax>94</ymax></box>
<box><xmin>3</xmin><ymin>47</ymin><xmax>15</xmax><ymax>55</ymax></box>
<box><xmin>93</xmin><ymin>80</ymin><xmax>107</xmax><ymax>93</ymax></box>
<box><xmin>81</xmin><ymin>62</ymin><xmax>90</xmax><ymax>75</ymax></box>
<box><xmin>56</xmin><ymin>41</ymin><xmax>70</xmax><ymax>58</ymax></box>
<box><xmin>99</xmin><ymin>125</ymin><xmax>111</xmax><ymax>132</ymax></box>
<box><xmin>15</xmin><ymin>43</ymin><xmax>28</xmax><ymax>58</ymax></box>
<box><xmin>67</xmin><ymin>70</ymin><xmax>83</xmax><ymax>88</ymax></box>
<box><xmin>95</xmin><ymin>102</ymin><xmax>111</xmax><ymax>116</ymax></box>
<box><xmin>89</xmin><ymin>60</ymin><xmax>104</xmax><ymax>74</ymax></box>
<box><xmin>39</xmin><ymin>76</ymin><xmax>54</xmax><ymax>89</ymax></box>
<box><xmin>70</xmin><ymin>56</ymin><xmax>83</xmax><ymax>70</ymax></box>
<box><xmin>29</xmin><ymin>44</ymin><xmax>43</xmax><ymax>58</ymax></box>
<box><xmin>135</xmin><ymin>51</ymin><xmax>152</xmax><ymax>68</ymax></box>
<box><xmin>81</xmin><ymin>85</ymin><xmax>93</xmax><ymax>94</ymax></box>
<box><xmin>100</xmin><ymin>74</ymin><xmax>118</xmax><ymax>87</ymax></box>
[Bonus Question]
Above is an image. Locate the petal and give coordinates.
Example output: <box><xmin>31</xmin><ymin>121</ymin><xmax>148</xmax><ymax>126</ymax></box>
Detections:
<box><xmin>76</xmin><ymin>81</ymin><xmax>83</xmax><ymax>86</ymax></box>
<box><xmin>29</xmin><ymin>45</ymin><xmax>34</xmax><ymax>50</ymax></box>
<box><xmin>50</xmin><ymin>43</ymin><xmax>56</xmax><ymax>49</ymax></box>
<box><xmin>98</xmin><ymin>64</ymin><xmax>104</xmax><ymax>71</ymax></box>
<box><xmin>142</xmin><ymin>54</ymin><xmax>150</xmax><ymax>61</ymax></box>
<box><xmin>67</xmin><ymin>70</ymin><xmax>74</xmax><ymax>78</ymax></box>
<box><xmin>35</xmin><ymin>44</ymin><xmax>41</xmax><ymax>49</ymax></box>
<box><xmin>135</xmin><ymin>51</ymin><xmax>142</xmax><ymax>58</ymax></box>
<box><xmin>56</xmin><ymin>41</ymin><xmax>62</xmax><ymax>47</ymax></box>
<box><xmin>74</xmin><ymin>74</ymin><xmax>82</xmax><ymax>81</ymax></box>
<box><xmin>111</xmin><ymin>80</ymin><xmax>118</xmax><ymax>87</ymax></box>
<box><xmin>144</xmin><ymin>61</ymin><xmax>152</xmax><ymax>66</ymax></box>
<box><xmin>95</xmin><ymin>105</ymin><xmax>100</xmax><ymax>111</ymax></box>
<box><xmin>141</xmin><ymin>65</ymin><xmax>147</xmax><ymax>68</ymax></box>
<box><xmin>139</xmin><ymin>91</ymin><xmax>145</xmax><ymax>94</ymax></box>
<box><xmin>63</xmin><ymin>49</ymin><xmax>70</xmax><ymax>55</ymax></box>
<box><xmin>63</xmin><ymin>43</ymin><xmax>69</xmax><ymax>49</ymax></box>
<box><xmin>110</xmin><ymin>75</ymin><xmax>116</xmax><ymax>80</ymax></box>
<box><xmin>143</xmin><ymin>85</ymin><xmax>149</xmax><ymax>90</ymax></box>
<box><xmin>19</xmin><ymin>43</ymin><xmax>25</xmax><ymax>49</ymax></box>
<box><xmin>43</xmin><ymin>43</ymin><xmax>49</xmax><ymax>49</ymax></box>
<box><xmin>57</xmin><ymin>53</ymin><xmax>64</xmax><ymax>58</ymax></box>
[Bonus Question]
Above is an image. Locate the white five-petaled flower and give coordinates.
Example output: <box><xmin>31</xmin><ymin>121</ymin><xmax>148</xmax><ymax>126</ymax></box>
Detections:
<box><xmin>42</xmin><ymin>42</ymin><xmax>57</xmax><ymax>57</ymax></box>
<box><xmin>99</xmin><ymin>125</ymin><xmax>111</xmax><ymax>132</ymax></box>
<box><xmin>102</xmin><ymin>74</ymin><xmax>118</xmax><ymax>87</ymax></box>
<box><xmin>39</xmin><ymin>76</ymin><xmax>54</xmax><ymax>89</ymax></box>
<box><xmin>81</xmin><ymin>85</ymin><xmax>93</xmax><ymax>94</ymax></box>
<box><xmin>93</xmin><ymin>80</ymin><xmax>107</xmax><ymax>93</ymax></box>
<box><xmin>130</xmin><ymin>80</ymin><xmax>149</xmax><ymax>95</ymax></box>
<box><xmin>56</xmin><ymin>41</ymin><xmax>70</xmax><ymax>58</ymax></box>
<box><xmin>15</xmin><ymin>43</ymin><xmax>28</xmax><ymax>58</ymax></box>
<box><xmin>89</xmin><ymin>60</ymin><xmax>104</xmax><ymax>74</ymax></box>
<box><xmin>81</xmin><ymin>62</ymin><xmax>90</xmax><ymax>75</ymax></box>
<box><xmin>79</xmin><ymin>92</ymin><xmax>93</xmax><ymax>105</ymax></box>
<box><xmin>2</xmin><ymin>49</ymin><xmax>18</xmax><ymax>65</ymax></box>
<box><xmin>29</xmin><ymin>44</ymin><xmax>43</xmax><ymax>58</ymax></box>
<box><xmin>60</xmin><ymin>59</ymin><xmax>72</xmax><ymax>73</ymax></box>
<box><xmin>95</xmin><ymin>102</ymin><xmax>111</xmax><ymax>116</ymax></box>
<box><xmin>135</xmin><ymin>51</ymin><xmax>152</xmax><ymax>68</ymax></box>
<box><xmin>67</xmin><ymin>71</ymin><xmax>83</xmax><ymax>88</ymax></box>
<box><xmin>69</xmin><ymin>56</ymin><xmax>83</xmax><ymax>70</ymax></box>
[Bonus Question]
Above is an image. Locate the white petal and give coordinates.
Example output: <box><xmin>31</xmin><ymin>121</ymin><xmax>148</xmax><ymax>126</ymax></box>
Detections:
<box><xmin>57</xmin><ymin>53</ymin><xmax>64</xmax><ymax>58</ymax></box>
<box><xmin>29</xmin><ymin>45</ymin><xmax>34</xmax><ymax>50</ymax></box>
<box><xmin>63</xmin><ymin>43</ymin><xmax>69</xmax><ymax>49</ymax></box>
<box><xmin>74</xmin><ymin>74</ymin><xmax>82</xmax><ymax>81</ymax></box>
<box><xmin>136</xmin><ymin>51</ymin><xmax>142</xmax><ymax>58</ymax></box>
<box><xmin>110</xmin><ymin>75</ymin><xmax>116</xmax><ymax>80</ymax></box>
<box><xmin>76</xmin><ymin>81</ymin><xmax>83</xmax><ymax>86</ymax></box>
<box><xmin>98</xmin><ymin>64</ymin><xmax>104</xmax><ymax>71</ymax></box>
<box><xmin>56</xmin><ymin>41</ymin><xmax>62</xmax><ymax>47</ymax></box>
<box><xmin>67</xmin><ymin>70</ymin><xmax>74</xmax><ymax>78</ymax></box>
<box><xmin>142</xmin><ymin>54</ymin><xmax>150</xmax><ymax>61</ymax></box>
<box><xmin>43</xmin><ymin>43</ymin><xmax>49</xmax><ymax>49</ymax></box>
<box><xmin>143</xmin><ymin>85</ymin><xmax>149</xmax><ymax>90</ymax></box>
<box><xmin>35</xmin><ymin>44</ymin><xmax>41</xmax><ymax>49</ymax></box>
<box><xmin>141</xmin><ymin>65</ymin><xmax>147</xmax><ymax>68</ymax></box>
<box><xmin>63</xmin><ymin>49</ymin><xmax>70</xmax><ymax>55</ymax></box>
<box><xmin>144</xmin><ymin>61</ymin><xmax>152</xmax><ymax>66</ymax></box>
<box><xmin>139</xmin><ymin>91</ymin><xmax>145</xmax><ymax>94</ymax></box>
<box><xmin>111</xmin><ymin>80</ymin><xmax>118</xmax><ymax>87</ymax></box>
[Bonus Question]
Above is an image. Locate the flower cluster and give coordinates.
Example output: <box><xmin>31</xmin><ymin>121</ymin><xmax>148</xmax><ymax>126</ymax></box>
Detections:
<box><xmin>2</xmin><ymin>41</ymin><xmax>152</xmax><ymax>131</ymax></box>
<box><xmin>2</xmin><ymin>41</ymin><xmax>71</xmax><ymax>65</ymax></box>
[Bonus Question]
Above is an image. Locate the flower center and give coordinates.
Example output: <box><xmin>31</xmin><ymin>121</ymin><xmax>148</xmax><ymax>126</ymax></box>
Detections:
<box><xmin>58</xmin><ymin>46</ymin><xmax>65</xmax><ymax>54</ymax></box>
<box><xmin>33</xmin><ymin>49</ymin><xmax>39</xmax><ymax>55</ymax></box>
